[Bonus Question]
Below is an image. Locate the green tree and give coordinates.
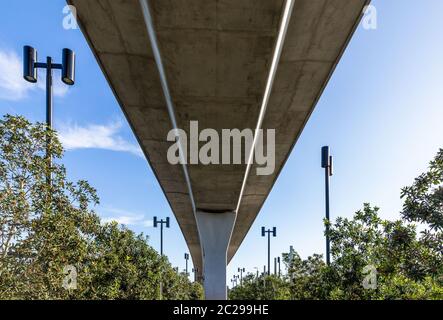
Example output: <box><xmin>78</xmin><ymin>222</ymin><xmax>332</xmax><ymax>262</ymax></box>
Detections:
<box><xmin>0</xmin><ymin>115</ymin><xmax>202</xmax><ymax>300</ymax></box>
<box><xmin>283</xmin><ymin>252</ymin><xmax>331</xmax><ymax>299</ymax></box>
<box><xmin>229</xmin><ymin>149</ymin><xmax>443</xmax><ymax>300</ymax></box>
<box><xmin>401</xmin><ymin>149</ymin><xmax>443</xmax><ymax>231</ymax></box>
<box><xmin>229</xmin><ymin>274</ymin><xmax>289</xmax><ymax>300</ymax></box>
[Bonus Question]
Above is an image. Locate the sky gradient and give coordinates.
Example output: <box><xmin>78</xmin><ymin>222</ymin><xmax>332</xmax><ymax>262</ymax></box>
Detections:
<box><xmin>1</xmin><ymin>0</ymin><xmax>442</xmax><ymax>286</ymax></box>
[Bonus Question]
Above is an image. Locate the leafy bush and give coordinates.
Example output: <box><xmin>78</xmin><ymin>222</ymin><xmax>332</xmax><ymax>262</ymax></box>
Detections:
<box><xmin>230</xmin><ymin>149</ymin><xmax>443</xmax><ymax>300</ymax></box>
<box><xmin>0</xmin><ymin>115</ymin><xmax>202</xmax><ymax>300</ymax></box>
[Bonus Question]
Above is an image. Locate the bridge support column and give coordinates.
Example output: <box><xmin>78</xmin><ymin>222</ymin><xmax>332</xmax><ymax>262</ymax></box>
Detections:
<box><xmin>196</xmin><ymin>210</ymin><xmax>236</xmax><ymax>300</ymax></box>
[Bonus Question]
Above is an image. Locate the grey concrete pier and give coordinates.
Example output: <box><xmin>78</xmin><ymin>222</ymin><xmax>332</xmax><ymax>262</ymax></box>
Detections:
<box><xmin>196</xmin><ymin>211</ymin><xmax>236</xmax><ymax>299</ymax></box>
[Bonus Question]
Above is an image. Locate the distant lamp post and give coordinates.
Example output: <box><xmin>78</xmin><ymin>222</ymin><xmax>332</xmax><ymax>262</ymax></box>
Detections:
<box><xmin>277</xmin><ymin>256</ymin><xmax>281</xmax><ymax>277</ymax></box>
<box><xmin>274</xmin><ymin>257</ymin><xmax>277</xmax><ymax>275</ymax></box>
<box><xmin>234</xmin><ymin>275</ymin><xmax>239</xmax><ymax>286</ymax></box>
<box><xmin>321</xmin><ymin>146</ymin><xmax>333</xmax><ymax>265</ymax></box>
<box><xmin>192</xmin><ymin>267</ymin><xmax>199</xmax><ymax>281</ymax></box>
<box><xmin>153</xmin><ymin>216</ymin><xmax>170</xmax><ymax>256</ymax></box>
<box><xmin>254</xmin><ymin>267</ymin><xmax>259</xmax><ymax>279</ymax></box>
<box><xmin>238</xmin><ymin>267</ymin><xmax>245</xmax><ymax>286</ymax></box>
<box><xmin>23</xmin><ymin>46</ymin><xmax>75</xmax><ymax>184</ymax></box>
<box><xmin>184</xmin><ymin>253</ymin><xmax>190</xmax><ymax>275</ymax></box>
<box><xmin>261</xmin><ymin>227</ymin><xmax>277</xmax><ymax>275</ymax></box>
<box><xmin>153</xmin><ymin>216</ymin><xmax>170</xmax><ymax>300</ymax></box>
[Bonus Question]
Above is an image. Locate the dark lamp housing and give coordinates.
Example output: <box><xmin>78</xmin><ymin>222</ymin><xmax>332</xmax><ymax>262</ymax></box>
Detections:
<box><xmin>321</xmin><ymin>146</ymin><xmax>330</xmax><ymax>168</ymax></box>
<box><xmin>23</xmin><ymin>45</ymin><xmax>37</xmax><ymax>83</ymax></box>
<box><xmin>62</xmin><ymin>48</ymin><xmax>75</xmax><ymax>85</ymax></box>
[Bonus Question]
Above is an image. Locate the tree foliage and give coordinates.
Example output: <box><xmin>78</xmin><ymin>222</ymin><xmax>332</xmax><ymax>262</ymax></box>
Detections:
<box><xmin>230</xmin><ymin>149</ymin><xmax>443</xmax><ymax>300</ymax></box>
<box><xmin>0</xmin><ymin>115</ymin><xmax>202</xmax><ymax>300</ymax></box>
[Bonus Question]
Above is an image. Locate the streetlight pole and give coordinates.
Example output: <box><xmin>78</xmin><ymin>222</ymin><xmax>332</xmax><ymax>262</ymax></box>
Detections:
<box><xmin>238</xmin><ymin>267</ymin><xmax>245</xmax><ymax>287</ymax></box>
<box><xmin>153</xmin><ymin>216</ymin><xmax>170</xmax><ymax>300</ymax></box>
<box><xmin>153</xmin><ymin>216</ymin><xmax>170</xmax><ymax>256</ymax></box>
<box><xmin>254</xmin><ymin>267</ymin><xmax>259</xmax><ymax>279</ymax></box>
<box><xmin>23</xmin><ymin>46</ymin><xmax>75</xmax><ymax>185</ymax></box>
<box><xmin>274</xmin><ymin>257</ymin><xmax>277</xmax><ymax>275</ymax></box>
<box><xmin>321</xmin><ymin>146</ymin><xmax>333</xmax><ymax>266</ymax></box>
<box><xmin>261</xmin><ymin>227</ymin><xmax>277</xmax><ymax>275</ymax></box>
<box><xmin>277</xmin><ymin>256</ymin><xmax>281</xmax><ymax>278</ymax></box>
<box><xmin>192</xmin><ymin>267</ymin><xmax>199</xmax><ymax>282</ymax></box>
<box><xmin>184</xmin><ymin>253</ymin><xmax>189</xmax><ymax>276</ymax></box>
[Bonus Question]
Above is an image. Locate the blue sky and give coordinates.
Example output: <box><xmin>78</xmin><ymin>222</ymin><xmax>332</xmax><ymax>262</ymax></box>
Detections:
<box><xmin>1</xmin><ymin>0</ymin><xmax>442</xmax><ymax>286</ymax></box>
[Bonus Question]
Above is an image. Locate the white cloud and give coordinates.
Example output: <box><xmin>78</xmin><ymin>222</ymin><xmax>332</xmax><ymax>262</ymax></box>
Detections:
<box><xmin>0</xmin><ymin>50</ymin><xmax>33</xmax><ymax>100</ymax></box>
<box><xmin>58</xmin><ymin>121</ymin><xmax>144</xmax><ymax>157</ymax></box>
<box><xmin>0</xmin><ymin>49</ymin><xmax>69</xmax><ymax>101</ymax></box>
<box><xmin>101</xmin><ymin>207</ymin><xmax>153</xmax><ymax>227</ymax></box>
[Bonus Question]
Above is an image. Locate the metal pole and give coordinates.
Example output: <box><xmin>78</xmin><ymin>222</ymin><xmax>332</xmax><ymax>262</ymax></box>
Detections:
<box><xmin>185</xmin><ymin>258</ymin><xmax>188</xmax><ymax>275</ymax></box>
<box><xmin>46</xmin><ymin>57</ymin><xmax>53</xmax><ymax>185</ymax></box>
<box><xmin>160</xmin><ymin>220</ymin><xmax>164</xmax><ymax>256</ymax></box>
<box><xmin>278</xmin><ymin>257</ymin><xmax>281</xmax><ymax>277</ymax></box>
<box><xmin>274</xmin><ymin>257</ymin><xmax>277</xmax><ymax>275</ymax></box>
<box><xmin>267</xmin><ymin>231</ymin><xmax>271</xmax><ymax>275</ymax></box>
<box><xmin>240</xmin><ymin>269</ymin><xmax>243</xmax><ymax>287</ymax></box>
<box><xmin>159</xmin><ymin>220</ymin><xmax>163</xmax><ymax>300</ymax></box>
<box><xmin>325</xmin><ymin>164</ymin><xmax>330</xmax><ymax>266</ymax></box>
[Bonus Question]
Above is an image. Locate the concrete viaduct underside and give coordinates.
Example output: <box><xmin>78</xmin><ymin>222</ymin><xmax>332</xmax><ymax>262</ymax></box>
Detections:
<box><xmin>68</xmin><ymin>0</ymin><xmax>369</xmax><ymax>299</ymax></box>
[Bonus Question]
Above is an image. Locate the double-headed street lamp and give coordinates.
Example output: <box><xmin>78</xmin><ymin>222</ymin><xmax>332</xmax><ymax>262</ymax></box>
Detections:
<box><xmin>23</xmin><ymin>46</ymin><xmax>75</xmax><ymax>184</ymax></box>
<box><xmin>232</xmin><ymin>275</ymin><xmax>239</xmax><ymax>287</ymax></box>
<box><xmin>184</xmin><ymin>253</ymin><xmax>189</xmax><ymax>275</ymax></box>
<box><xmin>261</xmin><ymin>227</ymin><xmax>277</xmax><ymax>275</ymax></box>
<box><xmin>153</xmin><ymin>216</ymin><xmax>170</xmax><ymax>256</ymax></box>
<box><xmin>254</xmin><ymin>267</ymin><xmax>259</xmax><ymax>278</ymax></box>
<box><xmin>238</xmin><ymin>267</ymin><xmax>245</xmax><ymax>286</ymax></box>
<box><xmin>153</xmin><ymin>216</ymin><xmax>170</xmax><ymax>300</ymax></box>
<box><xmin>192</xmin><ymin>267</ymin><xmax>199</xmax><ymax>281</ymax></box>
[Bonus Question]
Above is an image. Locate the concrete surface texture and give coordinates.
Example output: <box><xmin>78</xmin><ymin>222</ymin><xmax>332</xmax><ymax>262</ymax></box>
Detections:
<box><xmin>68</xmin><ymin>0</ymin><xmax>369</xmax><ymax>282</ymax></box>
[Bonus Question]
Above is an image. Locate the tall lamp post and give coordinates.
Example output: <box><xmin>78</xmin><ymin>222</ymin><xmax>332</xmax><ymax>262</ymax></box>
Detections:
<box><xmin>184</xmin><ymin>253</ymin><xmax>189</xmax><ymax>276</ymax></box>
<box><xmin>153</xmin><ymin>216</ymin><xmax>170</xmax><ymax>256</ymax></box>
<box><xmin>321</xmin><ymin>146</ymin><xmax>333</xmax><ymax>266</ymax></box>
<box><xmin>261</xmin><ymin>227</ymin><xmax>277</xmax><ymax>275</ymax></box>
<box><xmin>153</xmin><ymin>216</ymin><xmax>170</xmax><ymax>300</ymax></box>
<box><xmin>238</xmin><ymin>267</ymin><xmax>245</xmax><ymax>287</ymax></box>
<box><xmin>274</xmin><ymin>257</ymin><xmax>277</xmax><ymax>275</ymax></box>
<box><xmin>254</xmin><ymin>267</ymin><xmax>259</xmax><ymax>279</ymax></box>
<box><xmin>192</xmin><ymin>267</ymin><xmax>199</xmax><ymax>281</ymax></box>
<box><xmin>23</xmin><ymin>46</ymin><xmax>75</xmax><ymax>184</ymax></box>
<box><xmin>234</xmin><ymin>275</ymin><xmax>239</xmax><ymax>286</ymax></box>
<box><xmin>277</xmin><ymin>256</ymin><xmax>281</xmax><ymax>278</ymax></box>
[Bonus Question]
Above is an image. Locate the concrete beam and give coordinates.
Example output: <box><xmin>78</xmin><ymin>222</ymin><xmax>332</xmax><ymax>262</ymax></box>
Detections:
<box><xmin>196</xmin><ymin>210</ymin><xmax>236</xmax><ymax>300</ymax></box>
